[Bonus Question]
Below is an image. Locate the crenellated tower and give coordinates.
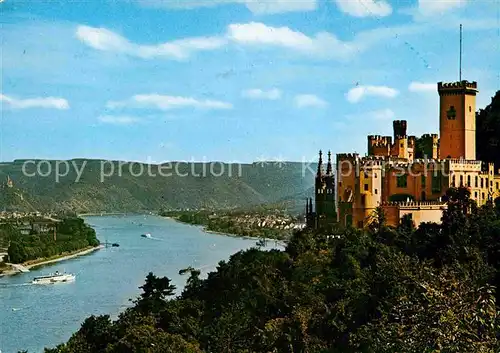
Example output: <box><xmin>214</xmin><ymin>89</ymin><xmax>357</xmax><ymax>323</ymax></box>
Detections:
<box><xmin>438</xmin><ymin>81</ymin><xmax>478</xmax><ymax>160</ymax></box>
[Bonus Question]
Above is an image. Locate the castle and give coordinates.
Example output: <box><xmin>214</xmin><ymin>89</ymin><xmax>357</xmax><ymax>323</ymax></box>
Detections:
<box><xmin>307</xmin><ymin>80</ymin><xmax>500</xmax><ymax>229</ymax></box>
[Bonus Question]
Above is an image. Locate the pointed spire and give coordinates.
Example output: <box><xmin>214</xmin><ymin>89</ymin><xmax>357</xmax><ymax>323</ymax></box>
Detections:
<box><xmin>317</xmin><ymin>150</ymin><xmax>323</xmax><ymax>176</ymax></box>
<box><xmin>326</xmin><ymin>151</ymin><xmax>332</xmax><ymax>175</ymax></box>
<box><xmin>309</xmin><ymin>198</ymin><xmax>313</xmax><ymax>214</ymax></box>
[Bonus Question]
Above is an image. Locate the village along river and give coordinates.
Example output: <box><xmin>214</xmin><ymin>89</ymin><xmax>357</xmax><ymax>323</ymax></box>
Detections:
<box><xmin>0</xmin><ymin>215</ymin><xmax>282</xmax><ymax>353</ymax></box>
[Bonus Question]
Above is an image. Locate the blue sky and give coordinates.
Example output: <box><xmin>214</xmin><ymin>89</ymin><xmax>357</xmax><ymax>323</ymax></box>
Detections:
<box><xmin>1</xmin><ymin>0</ymin><xmax>499</xmax><ymax>164</ymax></box>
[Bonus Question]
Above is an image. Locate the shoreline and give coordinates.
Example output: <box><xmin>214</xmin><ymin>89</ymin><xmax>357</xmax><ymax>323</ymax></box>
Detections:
<box><xmin>0</xmin><ymin>245</ymin><xmax>104</xmax><ymax>277</ymax></box>
<box><xmin>163</xmin><ymin>215</ymin><xmax>287</xmax><ymax>245</ymax></box>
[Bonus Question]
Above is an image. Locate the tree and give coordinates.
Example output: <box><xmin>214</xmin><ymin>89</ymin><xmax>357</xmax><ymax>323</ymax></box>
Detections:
<box><xmin>8</xmin><ymin>241</ymin><xmax>28</xmax><ymax>264</ymax></box>
<box><xmin>135</xmin><ymin>272</ymin><xmax>176</xmax><ymax>314</ymax></box>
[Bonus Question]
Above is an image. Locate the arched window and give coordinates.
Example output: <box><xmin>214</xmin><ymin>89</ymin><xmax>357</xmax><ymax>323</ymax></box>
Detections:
<box><xmin>475</xmin><ymin>176</ymin><xmax>478</xmax><ymax>188</ymax></box>
<box><xmin>467</xmin><ymin>175</ymin><xmax>471</xmax><ymax>187</ymax></box>
<box><xmin>460</xmin><ymin>175</ymin><xmax>463</xmax><ymax>186</ymax></box>
<box><xmin>481</xmin><ymin>178</ymin><xmax>484</xmax><ymax>188</ymax></box>
<box><xmin>452</xmin><ymin>175</ymin><xmax>456</xmax><ymax>187</ymax></box>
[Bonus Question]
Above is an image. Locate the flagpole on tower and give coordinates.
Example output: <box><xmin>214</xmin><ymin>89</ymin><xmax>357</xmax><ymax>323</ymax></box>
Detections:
<box><xmin>459</xmin><ymin>24</ymin><xmax>462</xmax><ymax>81</ymax></box>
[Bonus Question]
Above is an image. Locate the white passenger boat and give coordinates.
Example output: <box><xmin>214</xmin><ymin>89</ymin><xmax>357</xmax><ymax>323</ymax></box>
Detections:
<box><xmin>32</xmin><ymin>271</ymin><xmax>76</xmax><ymax>284</ymax></box>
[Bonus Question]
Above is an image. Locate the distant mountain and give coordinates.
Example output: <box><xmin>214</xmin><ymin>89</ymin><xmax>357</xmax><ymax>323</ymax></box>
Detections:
<box><xmin>0</xmin><ymin>160</ymin><xmax>315</xmax><ymax>214</ymax></box>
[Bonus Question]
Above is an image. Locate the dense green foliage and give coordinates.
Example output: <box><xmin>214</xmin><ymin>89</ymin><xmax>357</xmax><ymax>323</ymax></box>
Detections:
<box><xmin>6</xmin><ymin>217</ymin><xmax>99</xmax><ymax>264</ymax></box>
<box><xmin>42</xmin><ymin>187</ymin><xmax>499</xmax><ymax>353</ymax></box>
<box><xmin>0</xmin><ymin>161</ymin><xmax>313</xmax><ymax>213</ymax></box>
<box><xmin>162</xmin><ymin>210</ymin><xmax>293</xmax><ymax>240</ymax></box>
<box><xmin>477</xmin><ymin>90</ymin><xmax>500</xmax><ymax>170</ymax></box>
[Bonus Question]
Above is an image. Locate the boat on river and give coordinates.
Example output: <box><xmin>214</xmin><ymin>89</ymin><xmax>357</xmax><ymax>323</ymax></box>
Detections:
<box><xmin>141</xmin><ymin>233</ymin><xmax>152</xmax><ymax>238</ymax></box>
<box><xmin>32</xmin><ymin>271</ymin><xmax>76</xmax><ymax>284</ymax></box>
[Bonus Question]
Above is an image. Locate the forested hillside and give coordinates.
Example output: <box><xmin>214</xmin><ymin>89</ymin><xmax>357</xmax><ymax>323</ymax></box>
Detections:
<box><xmin>0</xmin><ymin>161</ymin><xmax>314</xmax><ymax>213</ymax></box>
<box><xmin>4</xmin><ymin>217</ymin><xmax>99</xmax><ymax>264</ymax></box>
<box><xmin>477</xmin><ymin>90</ymin><xmax>500</xmax><ymax>169</ymax></box>
<box><xmin>43</xmin><ymin>187</ymin><xmax>500</xmax><ymax>353</ymax></box>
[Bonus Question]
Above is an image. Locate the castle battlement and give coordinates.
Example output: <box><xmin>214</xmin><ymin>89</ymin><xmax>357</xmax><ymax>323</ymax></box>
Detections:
<box><xmin>438</xmin><ymin>81</ymin><xmax>477</xmax><ymax>90</ymax></box>
<box><xmin>337</xmin><ymin>153</ymin><xmax>360</xmax><ymax>161</ymax></box>
<box><xmin>359</xmin><ymin>159</ymin><xmax>385</xmax><ymax>166</ymax></box>
<box><xmin>381</xmin><ymin>201</ymin><xmax>447</xmax><ymax>208</ymax></box>
<box><xmin>438</xmin><ymin>80</ymin><xmax>478</xmax><ymax>96</ymax></box>
<box><xmin>449</xmin><ymin>159</ymin><xmax>482</xmax><ymax>165</ymax></box>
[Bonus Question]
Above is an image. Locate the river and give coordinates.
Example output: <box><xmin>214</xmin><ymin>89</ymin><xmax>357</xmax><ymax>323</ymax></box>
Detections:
<box><xmin>0</xmin><ymin>215</ymin><xmax>281</xmax><ymax>353</ymax></box>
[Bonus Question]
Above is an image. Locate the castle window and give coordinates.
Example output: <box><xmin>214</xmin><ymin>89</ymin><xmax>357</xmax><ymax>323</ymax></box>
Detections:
<box><xmin>474</xmin><ymin>192</ymin><xmax>478</xmax><ymax>198</ymax></box>
<box><xmin>374</xmin><ymin>173</ymin><xmax>378</xmax><ymax>178</ymax></box>
<box><xmin>452</xmin><ymin>175</ymin><xmax>456</xmax><ymax>187</ymax></box>
<box><xmin>375</xmin><ymin>189</ymin><xmax>378</xmax><ymax>195</ymax></box>
<box><xmin>469</xmin><ymin>106</ymin><xmax>472</xmax><ymax>112</ymax></box>
<box><xmin>482</xmin><ymin>192</ymin><xmax>485</xmax><ymax>199</ymax></box>
<box><xmin>432</xmin><ymin>173</ymin><xmax>442</xmax><ymax>193</ymax></box>
<box><xmin>460</xmin><ymin>175</ymin><xmax>464</xmax><ymax>186</ymax></box>
<box><xmin>397</xmin><ymin>175</ymin><xmax>408</xmax><ymax>188</ymax></box>
<box><xmin>475</xmin><ymin>176</ymin><xmax>478</xmax><ymax>188</ymax></box>
<box><xmin>364</xmin><ymin>184</ymin><xmax>369</xmax><ymax>191</ymax></box>
<box><xmin>467</xmin><ymin>175</ymin><xmax>471</xmax><ymax>187</ymax></box>
<box><xmin>447</xmin><ymin>106</ymin><xmax>457</xmax><ymax>120</ymax></box>
<box><xmin>421</xmin><ymin>175</ymin><xmax>426</xmax><ymax>188</ymax></box>
<box><xmin>481</xmin><ymin>178</ymin><xmax>484</xmax><ymax>188</ymax></box>
<box><xmin>400</xmin><ymin>143</ymin><xmax>404</xmax><ymax>148</ymax></box>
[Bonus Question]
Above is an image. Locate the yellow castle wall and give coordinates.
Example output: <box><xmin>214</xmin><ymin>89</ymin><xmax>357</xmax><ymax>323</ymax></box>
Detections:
<box><xmin>381</xmin><ymin>204</ymin><xmax>446</xmax><ymax>228</ymax></box>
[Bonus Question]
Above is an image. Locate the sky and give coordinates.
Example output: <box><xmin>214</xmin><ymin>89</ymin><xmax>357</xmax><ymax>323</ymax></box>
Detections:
<box><xmin>1</xmin><ymin>0</ymin><xmax>499</xmax><ymax>164</ymax></box>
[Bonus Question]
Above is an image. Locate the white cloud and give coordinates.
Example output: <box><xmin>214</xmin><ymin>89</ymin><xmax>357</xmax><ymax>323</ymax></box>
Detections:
<box><xmin>1</xmin><ymin>93</ymin><xmax>69</xmax><ymax>110</ymax></box>
<box><xmin>228</xmin><ymin>22</ymin><xmax>359</xmax><ymax>61</ymax></box>
<box><xmin>77</xmin><ymin>22</ymin><xmax>427</xmax><ymax>62</ymax></box>
<box><xmin>76</xmin><ymin>25</ymin><xmax>227</xmax><ymax>60</ymax></box>
<box><xmin>334</xmin><ymin>0</ymin><xmax>392</xmax><ymax>17</ymax></box>
<box><xmin>107</xmin><ymin>94</ymin><xmax>233</xmax><ymax>111</ymax></box>
<box><xmin>346</xmin><ymin>85</ymin><xmax>399</xmax><ymax>103</ymax></box>
<box><xmin>369</xmin><ymin>108</ymin><xmax>395</xmax><ymax>120</ymax></box>
<box><xmin>408</xmin><ymin>82</ymin><xmax>436</xmax><ymax>92</ymax></box>
<box><xmin>98</xmin><ymin>115</ymin><xmax>140</xmax><ymax>125</ymax></box>
<box><xmin>417</xmin><ymin>0</ymin><xmax>467</xmax><ymax>16</ymax></box>
<box><xmin>227</xmin><ymin>22</ymin><xmax>424</xmax><ymax>61</ymax></box>
<box><xmin>294</xmin><ymin>94</ymin><xmax>328</xmax><ymax>108</ymax></box>
<box><xmin>137</xmin><ymin>0</ymin><xmax>317</xmax><ymax>14</ymax></box>
<box><xmin>242</xmin><ymin>88</ymin><xmax>282</xmax><ymax>100</ymax></box>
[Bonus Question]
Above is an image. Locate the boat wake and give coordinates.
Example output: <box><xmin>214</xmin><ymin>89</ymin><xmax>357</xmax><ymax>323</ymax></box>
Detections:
<box><xmin>0</xmin><ymin>282</ymin><xmax>33</xmax><ymax>288</ymax></box>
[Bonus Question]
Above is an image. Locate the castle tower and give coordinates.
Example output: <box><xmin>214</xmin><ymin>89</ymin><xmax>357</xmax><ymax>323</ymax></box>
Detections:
<box><xmin>392</xmin><ymin>120</ymin><xmax>409</xmax><ymax>159</ymax></box>
<box><xmin>438</xmin><ymin>81</ymin><xmax>478</xmax><ymax>160</ymax></box>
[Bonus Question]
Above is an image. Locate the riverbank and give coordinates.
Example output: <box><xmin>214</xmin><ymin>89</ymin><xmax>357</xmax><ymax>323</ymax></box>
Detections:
<box><xmin>0</xmin><ymin>245</ymin><xmax>104</xmax><ymax>277</ymax></box>
<box><xmin>164</xmin><ymin>216</ymin><xmax>288</xmax><ymax>246</ymax></box>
